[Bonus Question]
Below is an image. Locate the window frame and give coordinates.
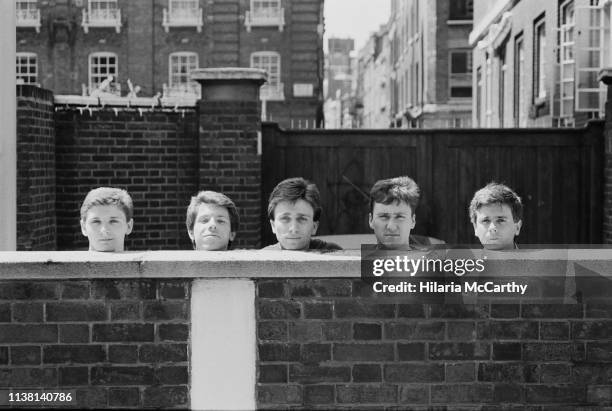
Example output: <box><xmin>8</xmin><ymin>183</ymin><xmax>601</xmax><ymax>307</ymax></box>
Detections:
<box><xmin>449</xmin><ymin>49</ymin><xmax>473</xmax><ymax>99</ymax></box>
<box><xmin>168</xmin><ymin>51</ymin><xmax>199</xmax><ymax>94</ymax></box>
<box><xmin>533</xmin><ymin>13</ymin><xmax>547</xmax><ymax>103</ymax></box>
<box><xmin>250</xmin><ymin>51</ymin><xmax>283</xmax><ymax>100</ymax></box>
<box><xmin>16</xmin><ymin>52</ymin><xmax>38</xmax><ymax>85</ymax></box>
<box><xmin>88</xmin><ymin>52</ymin><xmax>118</xmax><ymax>93</ymax></box>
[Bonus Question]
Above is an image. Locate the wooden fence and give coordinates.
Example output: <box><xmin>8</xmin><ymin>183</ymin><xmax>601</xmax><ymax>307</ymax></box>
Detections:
<box><xmin>261</xmin><ymin>121</ymin><xmax>605</xmax><ymax>246</ymax></box>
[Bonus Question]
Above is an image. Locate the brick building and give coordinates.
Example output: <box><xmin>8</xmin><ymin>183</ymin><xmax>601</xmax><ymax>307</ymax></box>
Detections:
<box><xmin>388</xmin><ymin>0</ymin><xmax>473</xmax><ymax>128</ymax></box>
<box><xmin>470</xmin><ymin>0</ymin><xmax>611</xmax><ymax>128</ymax></box>
<box><xmin>15</xmin><ymin>0</ymin><xmax>324</xmax><ymax>128</ymax></box>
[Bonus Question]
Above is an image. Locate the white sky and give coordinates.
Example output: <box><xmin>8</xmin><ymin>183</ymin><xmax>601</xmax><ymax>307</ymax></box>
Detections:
<box><xmin>324</xmin><ymin>0</ymin><xmax>391</xmax><ymax>53</ymax></box>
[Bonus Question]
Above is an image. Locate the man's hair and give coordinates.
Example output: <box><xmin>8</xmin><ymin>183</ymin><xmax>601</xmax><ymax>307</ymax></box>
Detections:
<box><xmin>267</xmin><ymin>177</ymin><xmax>322</xmax><ymax>221</ymax></box>
<box><xmin>469</xmin><ymin>182</ymin><xmax>523</xmax><ymax>223</ymax></box>
<box><xmin>80</xmin><ymin>187</ymin><xmax>133</xmax><ymax>221</ymax></box>
<box><xmin>185</xmin><ymin>190</ymin><xmax>240</xmax><ymax>233</ymax></box>
<box><xmin>369</xmin><ymin>176</ymin><xmax>420</xmax><ymax>214</ymax></box>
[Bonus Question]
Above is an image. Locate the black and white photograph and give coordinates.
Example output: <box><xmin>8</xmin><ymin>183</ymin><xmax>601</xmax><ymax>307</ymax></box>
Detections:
<box><xmin>2</xmin><ymin>0</ymin><xmax>612</xmax><ymax>409</ymax></box>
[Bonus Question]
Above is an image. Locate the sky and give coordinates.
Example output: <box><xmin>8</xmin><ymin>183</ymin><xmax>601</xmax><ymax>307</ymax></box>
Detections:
<box><xmin>324</xmin><ymin>0</ymin><xmax>391</xmax><ymax>53</ymax></box>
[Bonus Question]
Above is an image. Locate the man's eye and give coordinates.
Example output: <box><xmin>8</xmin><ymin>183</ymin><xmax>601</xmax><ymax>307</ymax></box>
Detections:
<box><xmin>379</xmin><ymin>215</ymin><xmax>389</xmax><ymax>220</ymax></box>
<box><xmin>481</xmin><ymin>219</ymin><xmax>490</xmax><ymax>224</ymax></box>
<box><xmin>217</xmin><ymin>219</ymin><xmax>227</xmax><ymax>224</ymax></box>
<box><xmin>280</xmin><ymin>217</ymin><xmax>290</xmax><ymax>222</ymax></box>
<box><xmin>298</xmin><ymin>217</ymin><xmax>308</xmax><ymax>223</ymax></box>
<box><xmin>395</xmin><ymin>216</ymin><xmax>405</xmax><ymax>220</ymax></box>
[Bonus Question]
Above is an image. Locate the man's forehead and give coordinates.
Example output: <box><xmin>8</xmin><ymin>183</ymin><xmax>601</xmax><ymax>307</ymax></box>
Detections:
<box><xmin>196</xmin><ymin>203</ymin><xmax>230</xmax><ymax>217</ymax></box>
<box><xmin>275</xmin><ymin>200</ymin><xmax>314</xmax><ymax>216</ymax></box>
<box><xmin>372</xmin><ymin>201</ymin><xmax>413</xmax><ymax>214</ymax></box>
<box><xmin>476</xmin><ymin>203</ymin><xmax>513</xmax><ymax>217</ymax></box>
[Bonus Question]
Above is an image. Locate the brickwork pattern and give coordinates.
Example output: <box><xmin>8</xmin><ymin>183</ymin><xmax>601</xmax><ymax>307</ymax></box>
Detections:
<box><xmin>54</xmin><ymin>108</ymin><xmax>198</xmax><ymax>250</ymax></box>
<box><xmin>16</xmin><ymin>85</ymin><xmax>57</xmax><ymax>251</ymax></box>
<box><xmin>198</xmin><ymin>101</ymin><xmax>261</xmax><ymax>248</ymax></box>
<box><xmin>256</xmin><ymin>279</ymin><xmax>612</xmax><ymax>408</ymax></box>
<box><xmin>0</xmin><ymin>279</ymin><xmax>191</xmax><ymax>409</ymax></box>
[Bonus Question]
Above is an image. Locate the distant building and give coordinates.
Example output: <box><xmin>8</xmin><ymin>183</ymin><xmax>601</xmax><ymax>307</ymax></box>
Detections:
<box><xmin>470</xmin><ymin>0</ymin><xmax>611</xmax><ymax>128</ymax></box>
<box><xmin>324</xmin><ymin>37</ymin><xmax>355</xmax><ymax>128</ymax></box>
<box><xmin>388</xmin><ymin>0</ymin><xmax>473</xmax><ymax>128</ymax></box>
<box><xmin>15</xmin><ymin>0</ymin><xmax>324</xmax><ymax>128</ymax></box>
<box><xmin>357</xmin><ymin>24</ymin><xmax>391</xmax><ymax>128</ymax></box>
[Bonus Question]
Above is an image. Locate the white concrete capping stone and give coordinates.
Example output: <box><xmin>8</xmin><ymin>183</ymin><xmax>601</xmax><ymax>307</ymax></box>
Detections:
<box><xmin>0</xmin><ymin>249</ymin><xmax>611</xmax><ymax>279</ymax></box>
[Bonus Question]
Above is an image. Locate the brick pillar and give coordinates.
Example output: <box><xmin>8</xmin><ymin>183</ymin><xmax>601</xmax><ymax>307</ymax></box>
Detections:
<box><xmin>600</xmin><ymin>68</ymin><xmax>612</xmax><ymax>243</ymax></box>
<box><xmin>192</xmin><ymin>68</ymin><xmax>267</xmax><ymax>249</ymax></box>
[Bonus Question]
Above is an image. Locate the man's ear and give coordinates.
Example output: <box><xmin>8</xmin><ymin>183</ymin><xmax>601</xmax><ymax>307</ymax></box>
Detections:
<box><xmin>472</xmin><ymin>221</ymin><xmax>478</xmax><ymax>236</ymax></box>
<box><xmin>410</xmin><ymin>214</ymin><xmax>416</xmax><ymax>229</ymax></box>
<box><xmin>368</xmin><ymin>213</ymin><xmax>374</xmax><ymax>230</ymax></box>
<box><xmin>269</xmin><ymin>220</ymin><xmax>277</xmax><ymax>234</ymax></box>
<box><xmin>80</xmin><ymin>220</ymin><xmax>88</xmax><ymax>237</ymax></box>
<box><xmin>187</xmin><ymin>228</ymin><xmax>195</xmax><ymax>241</ymax></box>
<box><xmin>229</xmin><ymin>231</ymin><xmax>236</xmax><ymax>242</ymax></box>
<box><xmin>311</xmin><ymin>221</ymin><xmax>319</xmax><ymax>236</ymax></box>
<box><xmin>126</xmin><ymin>219</ymin><xmax>134</xmax><ymax>235</ymax></box>
<box><xmin>514</xmin><ymin>220</ymin><xmax>522</xmax><ymax>236</ymax></box>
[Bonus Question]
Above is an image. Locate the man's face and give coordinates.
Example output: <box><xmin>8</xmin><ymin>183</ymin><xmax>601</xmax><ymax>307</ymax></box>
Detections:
<box><xmin>81</xmin><ymin>205</ymin><xmax>133</xmax><ymax>252</ymax></box>
<box><xmin>270</xmin><ymin>199</ymin><xmax>319</xmax><ymax>250</ymax></box>
<box><xmin>472</xmin><ymin>203</ymin><xmax>522</xmax><ymax>250</ymax></box>
<box><xmin>189</xmin><ymin>203</ymin><xmax>236</xmax><ymax>251</ymax></box>
<box><xmin>369</xmin><ymin>201</ymin><xmax>415</xmax><ymax>249</ymax></box>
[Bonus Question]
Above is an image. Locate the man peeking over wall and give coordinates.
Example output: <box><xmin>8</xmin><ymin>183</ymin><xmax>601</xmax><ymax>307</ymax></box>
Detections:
<box><xmin>186</xmin><ymin>191</ymin><xmax>239</xmax><ymax>251</ymax></box>
<box><xmin>263</xmin><ymin>177</ymin><xmax>342</xmax><ymax>251</ymax></box>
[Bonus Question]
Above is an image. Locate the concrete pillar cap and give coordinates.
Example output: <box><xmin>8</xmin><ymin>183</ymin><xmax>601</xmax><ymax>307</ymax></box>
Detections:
<box><xmin>191</xmin><ymin>68</ymin><xmax>268</xmax><ymax>85</ymax></box>
<box><xmin>598</xmin><ymin>67</ymin><xmax>612</xmax><ymax>85</ymax></box>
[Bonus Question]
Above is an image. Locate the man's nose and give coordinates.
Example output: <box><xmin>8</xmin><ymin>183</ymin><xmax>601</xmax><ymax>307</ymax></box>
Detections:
<box><xmin>386</xmin><ymin>220</ymin><xmax>398</xmax><ymax>231</ymax></box>
<box><xmin>100</xmin><ymin>224</ymin><xmax>109</xmax><ymax>234</ymax></box>
<box><xmin>208</xmin><ymin>218</ymin><xmax>217</xmax><ymax>230</ymax></box>
<box><xmin>488</xmin><ymin>222</ymin><xmax>498</xmax><ymax>231</ymax></box>
<box><xmin>288</xmin><ymin>220</ymin><xmax>299</xmax><ymax>233</ymax></box>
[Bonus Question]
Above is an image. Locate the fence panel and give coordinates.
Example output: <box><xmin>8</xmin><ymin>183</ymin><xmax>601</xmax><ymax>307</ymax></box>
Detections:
<box><xmin>262</xmin><ymin>121</ymin><xmax>604</xmax><ymax>246</ymax></box>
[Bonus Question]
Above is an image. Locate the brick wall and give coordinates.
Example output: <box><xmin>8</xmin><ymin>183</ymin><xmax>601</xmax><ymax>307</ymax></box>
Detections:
<box><xmin>16</xmin><ymin>85</ymin><xmax>57</xmax><ymax>251</ymax></box>
<box><xmin>256</xmin><ymin>279</ymin><xmax>612</xmax><ymax>408</ymax></box>
<box><xmin>54</xmin><ymin>108</ymin><xmax>198</xmax><ymax>251</ymax></box>
<box><xmin>197</xmin><ymin>99</ymin><xmax>262</xmax><ymax>249</ymax></box>
<box><xmin>0</xmin><ymin>279</ymin><xmax>190</xmax><ymax>409</ymax></box>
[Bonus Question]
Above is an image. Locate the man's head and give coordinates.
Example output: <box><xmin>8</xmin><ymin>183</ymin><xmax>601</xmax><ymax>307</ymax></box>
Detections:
<box><xmin>469</xmin><ymin>183</ymin><xmax>523</xmax><ymax>250</ymax></box>
<box><xmin>186</xmin><ymin>191</ymin><xmax>239</xmax><ymax>251</ymax></box>
<box><xmin>368</xmin><ymin>176</ymin><xmax>420</xmax><ymax>248</ymax></box>
<box><xmin>268</xmin><ymin>177</ymin><xmax>321</xmax><ymax>250</ymax></box>
<box><xmin>80</xmin><ymin>187</ymin><xmax>134</xmax><ymax>252</ymax></box>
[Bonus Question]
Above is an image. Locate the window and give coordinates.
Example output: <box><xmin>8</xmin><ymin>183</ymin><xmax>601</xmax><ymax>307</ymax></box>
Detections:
<box><xmin>559</xmin><ymin>0</ymin><xmax>575</xmax><ymax>119</ymax></box>
<box><xmin>251</xmin><ymin>51</ymin><xmax>284</xmax><ymax>100</ymax></box>
<box><xmin>514</xmin><ymin>34</ymin><xmax>525</xmax><ymax>126</ymax></box>
<box><xmin>533</xmin><ymin>15</ymin><xmax>547</xmax><ymax>101</ymax></box>
<box><xmin>163</xmin><ymin>0</ymin><xmax>203</xmax><ymax>32</ymax></box>
<box><xmin>498</xmin><ymin>42</ymin><xmax>507</xmax><ymax>126</ymax></box>
<box><xmin>83</xmin><ymin>0</ymin><xmax>121</xmax><ymax>33</ymax></box>
<box><xmin>16</xmin><ymin>53</ymin><xmax>37</xmax><ymax>85</ymax></box>
<box><xmin>245</xmin><ymin>0</ymin><xmax>285</xmax><ymax>31</ymax></box>
<box><xmin>16</xmin><ymin>0</ymin><xmax>41</xmax><ymax>32</ymax></box>
<box><xmin>89</xmin><ymin>52</ymin><xmax>118</xmax><ymax>94</ymax></box>
<box><xmin>168</xmin><ymin>52</ymin><xmax>200</xmax><ymax>95</ymax></box>
<box><xmin>449</xmin><ymin>50</ymin><xmax>472</xmax><ymax>98</ymax></box>
<box><xmin>449</xmin><ymin>0</ymin><xmax>473</xmax><ymax>20</ymax></box>
<box><xmin>574</xmin><ymin>0</ymin><xmax>606</xmax><ymax>112</ymax></box>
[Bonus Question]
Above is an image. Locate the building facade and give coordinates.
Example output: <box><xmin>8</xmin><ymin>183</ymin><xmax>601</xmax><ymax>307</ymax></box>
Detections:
<box><xmin>470</xmin><ymin>0</ymin><xmax>611</xmax><ymax>128</ymax></box>
<box><xmin>15</xmin><ymin>0</ymin><xmax>324</xmax><ymax>128</ymax></box>
<box><xmin>357</xmin><ymin>24</ymin><xmax>391</xmax><ymax>128</ymax></box>
<box><xmin>324</xmin><ymin>37</ymin><xmax>356</xmax><ymax>128</ymax></box>
<box><xmin>388</xmin><ymin>0</ymin><xmax>473</xmax><ymax>128</ymax></box>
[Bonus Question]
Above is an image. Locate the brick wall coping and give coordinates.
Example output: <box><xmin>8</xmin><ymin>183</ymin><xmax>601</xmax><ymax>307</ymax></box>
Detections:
<box><xmin>0</xmin><ymin>249</ymin><xmax>610</xmax><ymax>280</ymax></box>
<box><xmin>191</xmin><ymin>67</ymin><xmax>268</xmax><ymax>82</ymax></box>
